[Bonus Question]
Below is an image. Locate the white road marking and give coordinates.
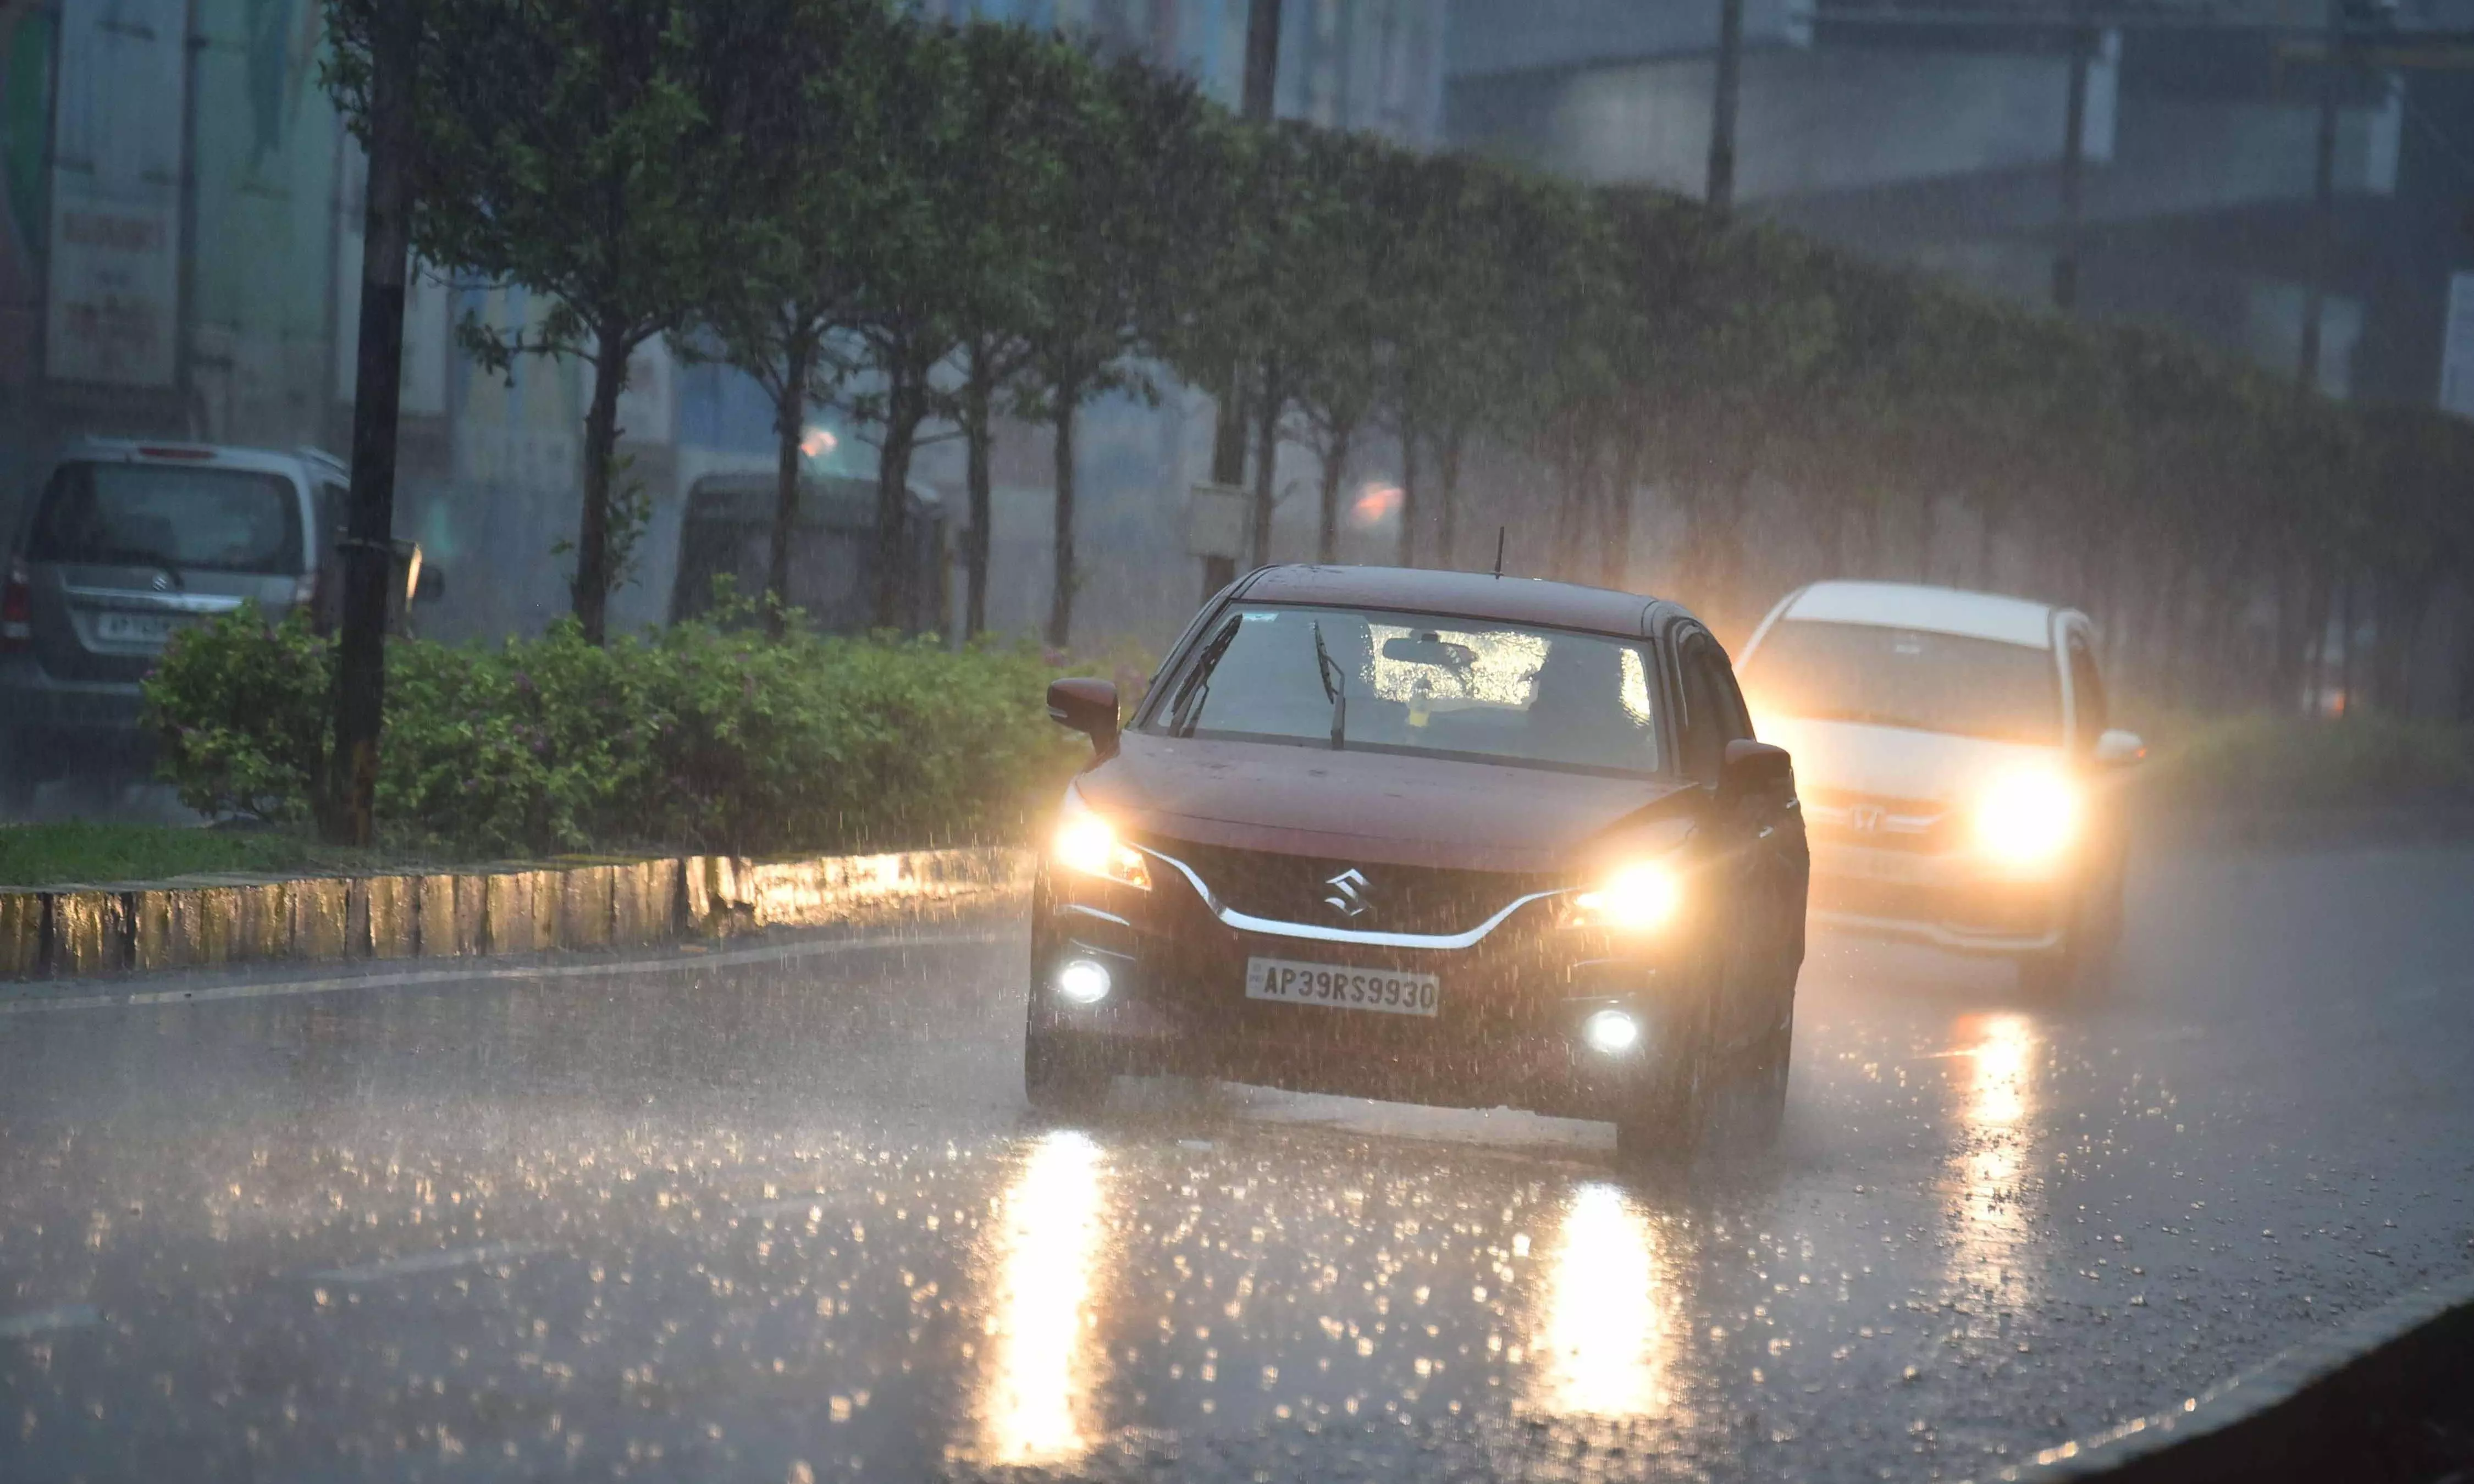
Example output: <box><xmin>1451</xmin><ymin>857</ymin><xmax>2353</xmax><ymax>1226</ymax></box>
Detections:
<box><xmin>0</xmin><ymin>1303</ymin><xmax>100</xmax><ymax>1338</ymax></box>
<box><xmin>0</xmin><ymin>928</ymin><xmax>1012</xmax><ymax>1018</ymax></box>
<box><xmin>309</xmin><ymin>1242</ymin><xmax>557</xmax><ymax>1284</ymax></box>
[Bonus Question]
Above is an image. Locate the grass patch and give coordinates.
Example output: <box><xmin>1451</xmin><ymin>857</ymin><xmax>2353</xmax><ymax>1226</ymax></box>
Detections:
<box><xmin>0</xmin><ymin>822</ymin><xmax>324</xmax><ymax>887</ymax></box>
<box><xmin>2138</xmin><ymin>713</ymin><xmax>2474</xmax><ymax>809</ymax></box>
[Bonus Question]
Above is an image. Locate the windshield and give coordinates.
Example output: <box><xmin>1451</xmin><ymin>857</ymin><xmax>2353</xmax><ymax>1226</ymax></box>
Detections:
<box><xmin>1146</xmin><ymin>603</ymin><xmax>1664</xmax><ymax>776</ymax></box>
<box><xmin>27</xmin><ymin>462</ymin><xmax>302</xmax><ymax>575</ymax></box>
<box><xmin>1739</xmin><ymin>618</ymin><xmax>2061</xmax><ymax>746</ymax></box>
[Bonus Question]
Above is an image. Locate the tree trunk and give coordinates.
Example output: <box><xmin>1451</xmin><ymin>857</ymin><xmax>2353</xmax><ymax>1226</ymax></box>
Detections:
<box><xmin>1436</xmin><ymin>424</ymin><xmax>1464</xmax><ymax>571</ymax></box>
<box><xmin>765</xmin><ymin>333</ymin><xmax>811</xmax><ymax>639</ymax></box>
<box><xmin>1603</xmin><ymin>433</ymin><xmax>1641</xmax><ymax>591</ymax></box>
<box><xmin>2296</xmin><ymin>562</ymin><xmax>2336</xmax><ymax>715</ymax></box>
<box><xmin>1250</xmin><ymin>361</ymin><xmax>1279</xmax><ymax>566</ymax></box>
<box><xmin>2337</xmin><ymin>572</ymin><xmax>2361</xmax><ymax>716</ymax></box>
<box><xmin>871</xmin><ymin>357</ymin><xmax>922</xmax><ymax>631</ymax></box>
<box><xmin>576</xmin><ymin>319</ymin><xmax>631</xmax><ymax>646</ymax></box>
<box><xmin>1316</xmin><ymin>420</ymin><xmax>1354</xmax><ymax>564</ymax></box>
<box><xmin>1395</xmin><ymin>413</ymin><xmax>1418</xmax><ymax>568</ymax></box>
<box><xmin>963</xmin><ymin>348</ymin><xmax>995</xmax><ymax>640</ymax></box>
<box><xmin>1048</xmin><ymin>380</ymin><xmax>1081</xmax><ymax>649</ymax></box>
<box><xmin>326</xmin><ymin>0</ymin><xmax>415</xmax><ymax>846</ymax></box>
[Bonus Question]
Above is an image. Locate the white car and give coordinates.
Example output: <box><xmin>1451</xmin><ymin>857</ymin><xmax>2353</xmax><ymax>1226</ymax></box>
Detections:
<box><xmin>1735</xmin><ymin>580</ymin><xmax>2143</xmax><ymax>992</ymax></box>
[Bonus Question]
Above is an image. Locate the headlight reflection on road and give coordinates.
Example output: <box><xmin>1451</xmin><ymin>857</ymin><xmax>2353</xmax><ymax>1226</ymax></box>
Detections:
<box><xmin>975</xmin><ymin>1130</ymin><xmax>1109</xmax><ymax>1466</ymax></box>
<box><xmin>1947</xmin><ymin>1011</ymin><xmax>2041</xmax><ymax>1299</ymax></box>
<box><xmin>1528</xmin><ymin>1182</ymin><xmax>1666</xmax><ymax>1419</ymax></box>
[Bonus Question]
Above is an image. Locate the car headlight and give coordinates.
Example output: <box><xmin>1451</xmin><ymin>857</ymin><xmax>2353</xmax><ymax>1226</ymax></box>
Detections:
<box><xmin>1053</xmin><ymin>788</ymin><xmax>1151</xmax><ymax>890</ymax></box>
<box><xmin>1973</xmin><ymin>768</ymin><xmax>2079</xmax><ymax>864</ymax></box>
<box><xmin>1566</xmin><ymin>860</ymin><xmax>1682</xmax><ymax>932</ymax></box>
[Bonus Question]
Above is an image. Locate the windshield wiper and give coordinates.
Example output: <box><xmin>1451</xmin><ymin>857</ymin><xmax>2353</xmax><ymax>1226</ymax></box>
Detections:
<box><xmin>1168</xmin><ymin>613</ymin><xmax>1242</xmax><ymax>738</ymax></box>
<box><xmin>1312</xmin><ymin>621</ymin><xmax>1347</xmax><ymax>751</ymax></box>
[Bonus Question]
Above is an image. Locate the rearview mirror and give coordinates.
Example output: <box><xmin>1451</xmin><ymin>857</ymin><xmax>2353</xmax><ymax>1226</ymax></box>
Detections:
<box><xmin>1718</xmin><ymin>738</ymin><xmax>1794</xmax><ymax>804</ymax></box>
<box><xmin>2094</xmin><ymin>728</ymin><xmax>2145</xmax><ymax>766</ymax></box>
<box><xmin>1380</xmin><ymin>633</ymin><xmax>1476</xmax><ymax>670</ymax></box>
<box><xmin>1046</xmin><ymin>677</ymin><xmax>1120</xmax><ymax>758</ymax></box>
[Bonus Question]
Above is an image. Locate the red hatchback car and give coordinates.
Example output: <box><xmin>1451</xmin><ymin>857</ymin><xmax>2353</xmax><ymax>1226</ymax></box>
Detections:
<box><xmin>1030</xmin><ymin>564</ymin><xmax>1809</xmax><ymax>1159</ymax></box>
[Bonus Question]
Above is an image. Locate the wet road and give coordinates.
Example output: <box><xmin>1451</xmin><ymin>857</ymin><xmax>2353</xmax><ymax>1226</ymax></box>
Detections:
<box><xmin>3</xmin><ymin>836</ymin><xmax>2471</xmax><ymax>1483</ymax></box>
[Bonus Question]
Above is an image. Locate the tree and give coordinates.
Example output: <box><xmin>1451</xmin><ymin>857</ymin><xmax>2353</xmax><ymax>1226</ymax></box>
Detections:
<box><xmin>1280</xmin><ymin>130</ymin><xmax>1394</xmax><ymax>567</ymax></box>
<box><xmin>1372</xmin><ymin>154</ymin><xmax>1524</xmax><ymax>571</ymax></box>
<box><xmin>334</xmin><ymin>0</ymin><xmax>761</xmax><ymax>644</ymax></box>
<box><xmin>695</xmin><ymin>0</ymin><xmax>902</xmax><ymax>636</ymax></box>
<box><xmin>833</xmin><ymin>20</ymin><xmax>986</xmax><ymax>633</ymax></box>
<box><xmin>1015</xmin><ymin>53</ymin><xmax>1233</xmax><ymax>646</ymax></box>
<box><xmin>942</xmin><ymin>26</ymin><xmax>1086</xmax><ymax>640</ymax></box>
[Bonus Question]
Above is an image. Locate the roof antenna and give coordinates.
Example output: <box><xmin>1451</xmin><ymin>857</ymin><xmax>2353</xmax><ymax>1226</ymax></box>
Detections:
<box><xmin>1491</xmin><ymin>526</ymin><xmax>1506</xmax><ymax>579</ymax></box>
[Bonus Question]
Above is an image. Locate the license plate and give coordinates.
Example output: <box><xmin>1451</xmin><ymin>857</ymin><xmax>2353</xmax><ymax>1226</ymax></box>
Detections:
<box><xmin>1245</xmin><ymin>956</ymin><xmax>1440</xmax><ymax>1017</ymax></box>
<box><xmin>95</xmin><ymin>612</ymin><xmax>182</xmax><ymax>644</ymax></box>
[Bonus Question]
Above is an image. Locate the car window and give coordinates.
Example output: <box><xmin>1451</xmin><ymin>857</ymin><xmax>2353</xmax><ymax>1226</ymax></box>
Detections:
<box><xmin>27</xmin><ymin>461</ymin><xmax>302</xmax><ymax>575</ymax></box>
<box><xmin>1737</xmin><ymin>618</ymin><xmax>2063</xmax><ymax>747</ymax></box>
<box><xmin>318</xmin><ymin>481</ymin><xmax>349</xmax><ymax>549</ymax></box>
<box><xmin>1677</xmin><ymin>634</ymin><xmax>1746</xmax><ymax>783</ymax></box>
<box><xmin>2067</xmin><ymin>633</ymin><xmax>2106</xmax><ymax>751</ymax></box>
<box><xmin>1146</xmin><ymin>603</ymin><xmax>1664</xmax><ymax>777</ymax></box>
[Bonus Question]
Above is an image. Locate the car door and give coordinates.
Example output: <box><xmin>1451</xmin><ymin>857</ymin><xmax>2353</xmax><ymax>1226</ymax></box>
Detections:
<box><xmin>1678</xmin><ymin>629</ymin><xmax>1804</xmax><ymax>1053</ymax></box>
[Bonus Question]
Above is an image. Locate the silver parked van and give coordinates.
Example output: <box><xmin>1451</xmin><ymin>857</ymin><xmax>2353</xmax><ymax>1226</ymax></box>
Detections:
<box><xmin>0</xmin><ymin>439</ymin><xmax>365</xmax><ymax>811</ymax></box>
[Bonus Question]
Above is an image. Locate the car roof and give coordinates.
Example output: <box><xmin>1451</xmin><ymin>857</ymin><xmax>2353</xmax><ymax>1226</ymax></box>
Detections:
<box><xmin>56</xmin><ymin>437</ymin><xmax>344</xmax><ymax>480</ymax></box>
<box><xmin>1235</xmin><ymin>564</ymin><xmax>1685</xmax><ymax>639</ymax></box>
<box><xmin>1776</xmin><ymin>580</ymin><xmax>2058</xmax><ymax>650</ymax></box>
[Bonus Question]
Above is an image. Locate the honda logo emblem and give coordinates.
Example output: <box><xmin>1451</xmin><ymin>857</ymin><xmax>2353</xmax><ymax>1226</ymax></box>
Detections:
<box><xmin>1849</xmin><ymin>805</ymin><xmax>1885</xmax><ymax>833</ymax></box>
<box><xmin>1322</xmin><ymin>867</ymin><xmax>1373</xmax><ymax>918</ymax></box>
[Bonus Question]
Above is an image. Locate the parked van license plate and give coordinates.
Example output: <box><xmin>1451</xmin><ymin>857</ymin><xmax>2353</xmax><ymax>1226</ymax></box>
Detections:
<box><xmin>96</xmin><ymin>612</ymin><xmax>182</xmax><ymax>644</ymax></box>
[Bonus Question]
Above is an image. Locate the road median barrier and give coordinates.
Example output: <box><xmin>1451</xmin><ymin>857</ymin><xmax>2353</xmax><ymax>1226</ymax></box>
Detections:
<box><xmin>0</xmin><ymin>846</ymin><xmax>1032</xmax><ymax>983</ymax></box>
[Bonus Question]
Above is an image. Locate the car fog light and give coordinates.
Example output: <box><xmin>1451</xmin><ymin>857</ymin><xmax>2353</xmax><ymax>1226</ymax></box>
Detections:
<box><xmin>1583</xmin><ymin>1009</ymin><xmax>1641</xmax><ymax>1055</ymax></box>
<box><xmin>1056</xmin><ymin>959</ymin><xmax>1112</xmax><ymax>1005</ymax></box>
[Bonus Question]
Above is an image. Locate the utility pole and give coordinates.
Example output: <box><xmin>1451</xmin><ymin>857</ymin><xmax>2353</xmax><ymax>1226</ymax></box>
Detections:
<box><xmin>2298</xmin><ymin>0</ymin><xmax>2343</xmax><ymax>393</ymax></box>
<box><xmin>1707</xmin><ymin>0</ymin><xmax>1746</xmax><ymax>217</ymax></box>
<box><xmin>328</xmin><ymin>0</ymin><xmax>415</xmax><ymax>846</ymax></box>
<box><xmin>1213</xmin><ymin>0</ymin><xmax>1282</xmax><ymax>585</ymax></box>
<box><xmin>2052</xmin><ymin>1</ymin><xmax>2095</xmax><ymax>312</ymax></box>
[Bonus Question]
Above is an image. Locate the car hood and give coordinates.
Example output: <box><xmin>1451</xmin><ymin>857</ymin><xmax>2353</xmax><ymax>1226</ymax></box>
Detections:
<box><xmin>1077</xmin><ymin>733</ymin><xmax>1697</xmax><ymax>873</ymax></box>
<box><xmin>1757</xmin><ymin>715</ymin><xmax>2061</xmax><ymax>807</ymax></box>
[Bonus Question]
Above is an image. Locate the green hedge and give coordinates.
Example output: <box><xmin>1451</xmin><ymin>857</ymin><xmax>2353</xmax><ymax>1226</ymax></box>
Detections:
<box><xmin>142</xmin><ymin>605</ymin><xmax>1114</xmax><ymax>858</ymax></box>
<box><xmin>2136</xmin><ymin>713</ymin><xmax>2474</xmax><ymax>811</ymax></box>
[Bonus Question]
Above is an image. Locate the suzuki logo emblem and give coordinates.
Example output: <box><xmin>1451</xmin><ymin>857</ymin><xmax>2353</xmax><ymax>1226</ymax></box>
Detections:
<box><xmin>1322</xmin><ymin>868</ymin><xmax>1373</xmax><ymax>918</ymax></box>
<box><xmin>1849</xmin><ymin>805</ymin><xmax>1885</xmax><ymax>833</ymax></box>
<box><xmin>150</xmin><ymin>573</ymin><xmax>174</xmax><ymax>592</ymax></box>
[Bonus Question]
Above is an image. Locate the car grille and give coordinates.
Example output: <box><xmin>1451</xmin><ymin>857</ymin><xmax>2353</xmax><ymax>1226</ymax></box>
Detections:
<box><xmin>1802</xmin><ymin>788</ymin><xmax>1954</xmax><ymax>854</ymax></box>
<box><xmin>1153</xmin><ymin>839</ymin><xmax>1554</xmax><ymax>939</ymax></box>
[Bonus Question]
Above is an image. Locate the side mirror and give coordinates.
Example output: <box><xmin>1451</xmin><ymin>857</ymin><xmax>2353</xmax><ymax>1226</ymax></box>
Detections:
<box><xmin>414</xmin><ymin>564</ymin><xmax>446</xmax><ymax>603</ymax></box>
<box><xmin>1047</xmin><ymin>677</ymin><xmax>1120</xmax><ymax>757</ymax></box>
<box><xmin>1718</xmin><ymin>737</ymin><xmax>1794</xmax><ymax>804</ymax></box>
<box><xmin>2094</xmin><ymin>728</ymin><xmax>2145</xmax><ymax>766</ymax></box>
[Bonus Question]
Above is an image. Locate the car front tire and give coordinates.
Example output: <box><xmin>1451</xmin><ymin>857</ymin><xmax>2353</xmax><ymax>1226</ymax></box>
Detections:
<box><xmin>2018</xmin><ymin>861</ymin><xmax>2124</xmax><ymax>999</ymax></box>
<box><xmin>1614</xmin><ymin>1031</ymin><xmax>1708</xmax><ymax>1165</ymax></box>
<box><xmin>1024</xmin><ymin>1025</ymin><xmax>1111</xmax><ymax>1116</ymax></box>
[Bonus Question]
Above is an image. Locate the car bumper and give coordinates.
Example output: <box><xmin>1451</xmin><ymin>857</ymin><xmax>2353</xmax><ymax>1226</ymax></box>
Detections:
<box><xmin>1805</xmin><ymin>838</ymin><xmax>2069</xmax><ymax>956</ymax></box>
<box><xmin>0</xmin><ymin>657</ymin><xmax>149</xmax><ymax>755</ymax></box>
<box><xmin>1032</xmin><ymin>872</ymin><xmax>1700</xmax><ymax>1122</ymax></box>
